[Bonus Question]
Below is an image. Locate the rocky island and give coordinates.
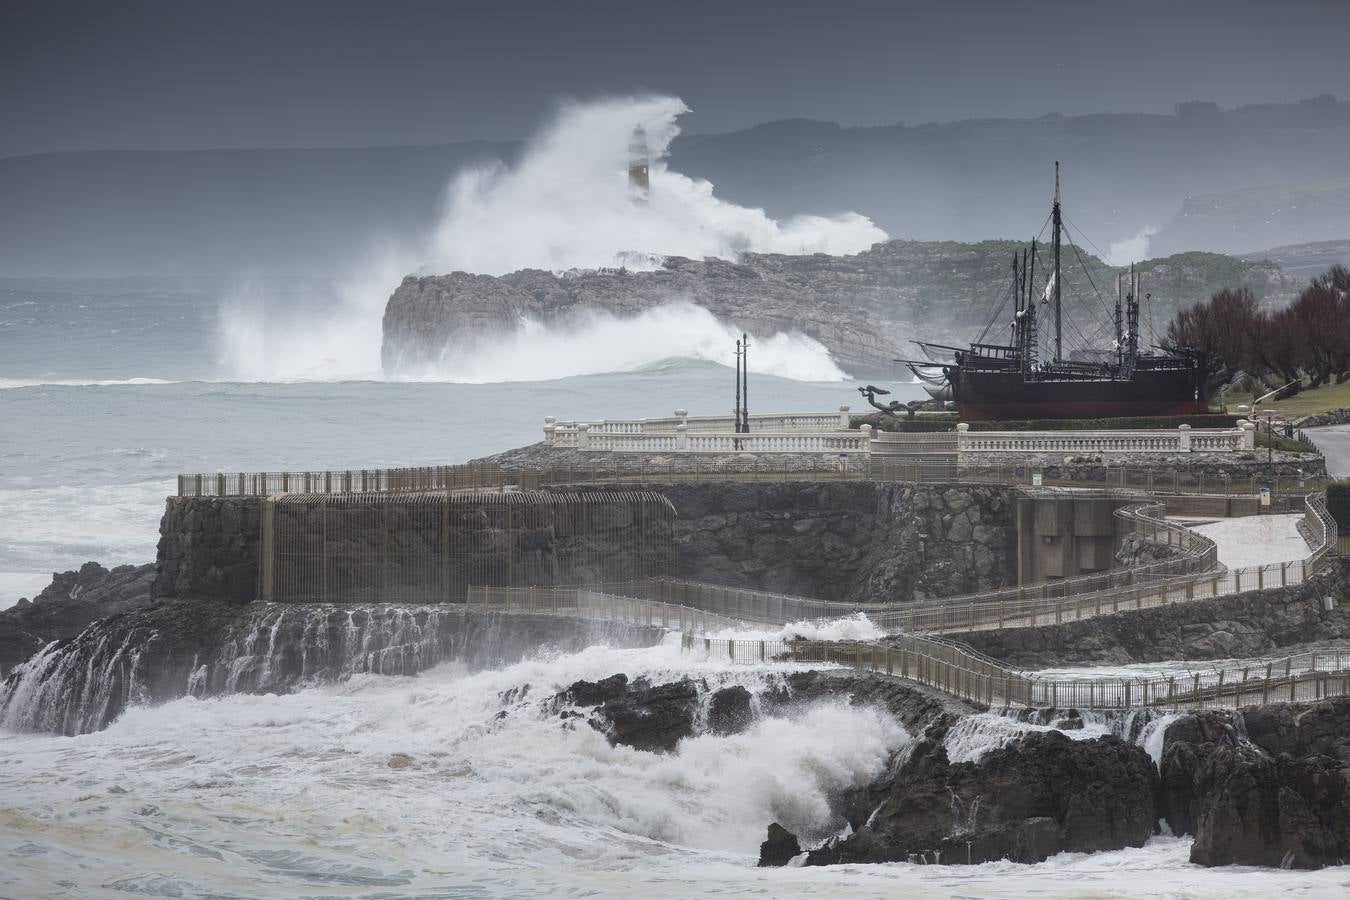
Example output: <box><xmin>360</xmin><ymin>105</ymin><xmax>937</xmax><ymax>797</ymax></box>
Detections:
<box><xmin>381</xmin><ymin>240</ymin><xmax>1301</xmax><ymax>378</ymax></box>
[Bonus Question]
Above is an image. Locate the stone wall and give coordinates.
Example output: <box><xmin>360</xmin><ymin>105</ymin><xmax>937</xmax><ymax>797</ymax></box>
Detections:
<box><xmin>152</xmin><ymin>481</ymin><xmax>1019</xmax><ymax>606</ymax></box>
<box><xmin>948</xmin><ymin>570</ymin><xmax>1348</xmax><ymax>668</ymax></box>
<box><xmin>559</xmin><ymin>481</ymin><xmax>1018</xmax><ymax>603</ymax></box>
<box><xmin>153</xmin><ymin>497</ymin><xmax>262</xmax><ymax>604</ymax></box>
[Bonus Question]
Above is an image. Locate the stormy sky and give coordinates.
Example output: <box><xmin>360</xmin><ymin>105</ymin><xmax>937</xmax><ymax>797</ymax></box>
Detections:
<box><xmin>3</xmin><ymin>0</ymin><xmax>1348</xmax><ymax>158</ymax></box>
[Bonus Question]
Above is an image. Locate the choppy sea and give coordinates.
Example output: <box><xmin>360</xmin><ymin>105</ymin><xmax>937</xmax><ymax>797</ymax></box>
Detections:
<box><xmin>2</xmin><ymin>279</ymin><xmax>1346</xmax><ymax>898</ymax></box>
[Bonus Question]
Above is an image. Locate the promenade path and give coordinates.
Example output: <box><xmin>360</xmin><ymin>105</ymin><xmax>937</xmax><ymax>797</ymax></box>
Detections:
<box><xmin>473</xmin><ymin>495</ymin><xmax>1350</xmax><ymax>710</ymax></box>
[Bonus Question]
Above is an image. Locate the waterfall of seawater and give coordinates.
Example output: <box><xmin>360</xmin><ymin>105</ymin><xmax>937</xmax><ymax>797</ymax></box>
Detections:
<box><xmin>0</xmin><ymin>603</ymin><xmax>665</xmax><ymax>735</ymax></box>
<box><xmin>943</xmin><ymin>707</ymin><xmax>1182</xmax><ymax>769</ymax></box>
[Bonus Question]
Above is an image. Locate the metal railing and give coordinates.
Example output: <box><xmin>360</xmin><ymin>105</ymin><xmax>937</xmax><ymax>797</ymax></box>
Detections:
<box><xmin>465</xmin><ymin>584</ymin><xmax>1350</xmax><ymax>709</ymax></box>
<box><xmin>177</xmin><ymin>464</ymin><xmax>510</xmax><ymax>498</ymax></box>
<box><xmin>683</xmin><ymin>636</ymin><xmax>1350</xmax><ymax>710</ymax></box>
<box><xmin>175</xmin><ymin>459</ymin><xmax>1330</xmax><ymax>497</ymax></box>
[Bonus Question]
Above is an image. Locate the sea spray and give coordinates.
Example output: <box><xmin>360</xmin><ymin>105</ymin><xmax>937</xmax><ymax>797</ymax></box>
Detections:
<box><xmin>0</xmin><ymin>603</ymin><xmax>665</xmax><ymax>735</ymax></box>
<box><xmin>942</xmin><ymin>707</ymin><xmax>1171</xmax><ymax>766</ymax></box>
<box><xmin>214</xmin><ymin>95</ymin><xmax>885</xmax><ymax>383</ymax></box>
<box><xmin>406</xmin><ymin>303</ymin><xmax>847</xmax><ymax>383</ymax></box>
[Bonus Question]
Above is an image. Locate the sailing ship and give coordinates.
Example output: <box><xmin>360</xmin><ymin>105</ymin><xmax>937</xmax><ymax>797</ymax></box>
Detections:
<box><xmin>907</xmin><ymin>165</ymin><xmax>1207</xmax><ymax>421</ymax></box>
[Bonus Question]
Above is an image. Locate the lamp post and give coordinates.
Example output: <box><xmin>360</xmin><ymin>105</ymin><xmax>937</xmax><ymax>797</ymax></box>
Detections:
<box><xmin>1259</xmin><ymin>408</ymin><xmax>1283</xmax><ymax>493</ymax></box>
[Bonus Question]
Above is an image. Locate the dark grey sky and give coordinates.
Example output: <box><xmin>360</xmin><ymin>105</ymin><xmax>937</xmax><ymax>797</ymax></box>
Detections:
<box><xmin>4</xmin><ymin>0</ymin><xmax>1348</xmax><ymax>158</ymax></box>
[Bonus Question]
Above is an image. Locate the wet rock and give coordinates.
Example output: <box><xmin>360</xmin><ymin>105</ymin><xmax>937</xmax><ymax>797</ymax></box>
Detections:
<box><xmin>0</xmin><ymin>562</ymin><xmax>156</xmax><ymax>675</ymax></box>
<box><xmin>387</xmin><ymin>753</ymin><xmax>414</xmax><ymax>769</ymax></box>
<box><xmin>594</xmin><ymin>679</ymin><xmax>699</xmax><ymax>753</ymax></box>
<box><xmin>561</xmin><ymin>673</ymin><xmax>630</xmax><ymax>707</ymax></box>
<box><xmin>805</xmin><ymin>730</ymin><xmax>1157</xmax><ymax>866</ymax></box>
<box><xmin>1189</xmin><ymin>746</ymin><xmax>1350</xmax><ymax>868</ymax></box>
<box><xmin>707</xmin><ymin>685</ymin><xmax>753</xmax><ymax>735</ymax></box>
<box><xmin>758</xmin><ymin>822</ymin><xmax>802</xmax><ymax>867</ymax></box>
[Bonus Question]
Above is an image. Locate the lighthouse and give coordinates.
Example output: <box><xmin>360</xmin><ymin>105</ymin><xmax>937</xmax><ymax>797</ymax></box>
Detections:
<box><xmin>627</xmin><ymin>125</ymin><xmax>650</xmax><ymax>201</ymax></box>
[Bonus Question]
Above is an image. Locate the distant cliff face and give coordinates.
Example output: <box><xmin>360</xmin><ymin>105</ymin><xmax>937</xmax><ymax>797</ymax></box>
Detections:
<box><xmin>381</xmin><ymin>241</ymin><xmax>1301</xmax><ymax>378</ymax></box>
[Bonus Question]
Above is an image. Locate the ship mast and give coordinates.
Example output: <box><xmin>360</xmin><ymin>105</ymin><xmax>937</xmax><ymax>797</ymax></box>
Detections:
<box><xmin>1052</xmin><ymin>161</ymin><xmax>1062</xmax><ymax>363</ymax></box>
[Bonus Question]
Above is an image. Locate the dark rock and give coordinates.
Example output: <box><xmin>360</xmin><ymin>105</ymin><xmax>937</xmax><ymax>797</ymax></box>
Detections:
<box><xmin>946</xmin><ymin>569</ymin><xmax>1350</xmax><ymax>668</ymax></box>
<box><xmin>1157</xmin><ymin>711</ymin><xmax>1243</xmax><ymax>837</ymax></box>
<box><xmin>562</xmin><ymin>673</ymin><xmax>630</xmax><ymax>707</ymax></box>
<box><xmin>1190</xmin><ymin>746</ymin><xmax>1350</xmax><ymax>868</ymax></box>
<box><xmin>595</xmin><ymin>679</ymin><xmax>699</xmax><ymax>752</ymax></box>
<box><xmin>707</xmin><ymin>685</ymin><xmax>753</xmax><ymax>735</ymax></box>
<box><xmin>758</xmin><ymin>822</ymin><xmax>803</xmax><ymax>867</ymax></box>
<box><xmin>0</xmin><ymin>562</ymin><xmax>156</xmax><ymax>675</ymax></box>
<box><xmin>1243</xmin><ymin>698</ymin><xmax>1350</xmax><ymax>764</ymax></box>
<box><xmin>805</xmin><ymin>730</ymin><xmax>1157</xmax><ymax>866</ymax></box>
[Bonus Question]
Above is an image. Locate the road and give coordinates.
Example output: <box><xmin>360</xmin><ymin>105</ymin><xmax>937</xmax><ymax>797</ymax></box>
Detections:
<box><xmin>1305</xmin><ymin>425</ymin><xmax>1350</xmax><ymax>478</ymax></box>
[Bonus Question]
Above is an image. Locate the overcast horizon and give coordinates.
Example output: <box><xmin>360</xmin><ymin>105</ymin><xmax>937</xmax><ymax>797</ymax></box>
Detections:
<box><xmin>4</xmin><ymin>0</ymin><xmax>1350</xmax><ymax>158</ymax></box>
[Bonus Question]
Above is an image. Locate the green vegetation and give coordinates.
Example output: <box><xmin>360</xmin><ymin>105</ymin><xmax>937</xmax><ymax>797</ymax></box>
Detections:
<box><xmin>1325</xmin><ymin>480</ymin><xmax>1350</xmax><ymax>533</ymax></box>
<box><xmin>1253</xmin><ymin>431</ymin><xmax>1319</xmax><ymax>454</ymax></box>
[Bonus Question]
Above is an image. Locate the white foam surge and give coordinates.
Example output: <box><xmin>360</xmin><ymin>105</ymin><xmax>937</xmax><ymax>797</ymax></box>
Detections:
<box><xmin>402</xmin><ymin>303</ymin><xmax>847</xmax><ymax>383</ymax></box>
<box><xmin>427</xmin><ymin>96</ymin><xmax>886</xmax><ymax>276</ymax></box>
<box><xmin>1107</xmin><ymin>225</ymin><xmax>1158</xmax><ymax>267</ymax></box>
<box><xmin>214</xmin><ymin>95</ymin><xmax>885</xmax><ymax>383</ymax></box>
<box><xmin>942</xmin><ymin>708</ymin><xmax>1169</xmax><ymax>766</ymax></box>
<box><xmin>708</xmin><ymin>613</ymin><xmax>884</xmax><ymax>644</ymax></box>
<box><xmin>3</xmin><ymin>641</ymin><xmax>1345</xmax><ymax>895</ymax></box>
<box><xmin>0</xmin><ymin>639</ymin><xmax>907</xmax><ymax>896</ymax></box>
<box><xmin>0</xmin><ymin>377</ymin><xmax>177</xmax><ymax>390</ymax></box>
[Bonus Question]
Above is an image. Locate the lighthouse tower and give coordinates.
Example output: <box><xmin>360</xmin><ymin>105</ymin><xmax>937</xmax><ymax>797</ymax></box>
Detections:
<box><xmin>627</xmin><ymin>125</ymin><xmax>650</xmax><ymax>201</ymax></box>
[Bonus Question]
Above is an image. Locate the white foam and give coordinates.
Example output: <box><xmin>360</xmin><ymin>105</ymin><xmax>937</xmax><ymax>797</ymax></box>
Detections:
<box><xmin>0</xmin><ymin>377</ymin><xmax>177</xmax><ymax>390</ymax></box>
<box><xmin>709</xmin><ymin>613</ymin><xmax>884</xmax><ymax>644</ymax></box>
<box><xmin>396</xmin><ymin>303</ymin><xmax>848</xmax><ymax>383</ymax></box>
<box><xmin>214</xmin><ymin>95</ymin><xmax>885</xmax><ymax>384</ymax></box>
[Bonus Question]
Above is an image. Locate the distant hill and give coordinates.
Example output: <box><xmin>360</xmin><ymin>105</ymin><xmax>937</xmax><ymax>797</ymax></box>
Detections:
<box><xmin>1238</xmin><ymin>240</ymin><xmax>1350</xmax><ymax>279</ymax></box>
<box><xmin>3</xmin><ymin>95</ymin><xmax>1348</xmax><ymax>277</ymax></box>
<box><xmin>1151</xmin><ymin>182</ymin><xmax>1350</xmax><ymax>258</ymax></box>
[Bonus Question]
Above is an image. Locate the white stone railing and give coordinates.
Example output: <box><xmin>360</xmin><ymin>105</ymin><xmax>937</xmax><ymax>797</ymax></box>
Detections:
<box><xmin>545</xmin><ymin>406</ymin><xmax>853</xmax><ymax>443</ymax></box>
<box><xmin>956</xmin><ymin>422</ymin><xmax>1256</xmax><ymax>454</ymax></box>
<box><xmin>557</xmin><ymin>425</ymin><xmax>873</xmax><ymax>454</ymax></box>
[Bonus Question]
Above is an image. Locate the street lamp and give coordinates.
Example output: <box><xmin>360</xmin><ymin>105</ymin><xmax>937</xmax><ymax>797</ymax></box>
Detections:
<box><xmin>1258</xmin><ymin>408</ymin><xmax>1283</xmax><ymax>492</ymax></box>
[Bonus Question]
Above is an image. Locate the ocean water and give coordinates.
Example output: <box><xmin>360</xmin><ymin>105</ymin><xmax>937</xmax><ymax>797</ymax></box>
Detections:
<box><xmin>0</xmin><ymin>281</ymin><xmax>893</xmax><ymax>605</ymax></box>
<box><xmin>3</xmin><ymin>638</ymin><xmax>1348</xmax><ymax>899</ymax></box>
<box><xmin>4</xmin><ymin>280</ymin><xmax>1347</xmax><ymax>897</ymax></box>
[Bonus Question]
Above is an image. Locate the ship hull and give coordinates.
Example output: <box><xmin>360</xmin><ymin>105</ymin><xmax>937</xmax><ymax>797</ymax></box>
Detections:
<box><xmin>952</xmin><ymin>366</ymin><xmax>1206</xmax><ymax>421</ymax></box>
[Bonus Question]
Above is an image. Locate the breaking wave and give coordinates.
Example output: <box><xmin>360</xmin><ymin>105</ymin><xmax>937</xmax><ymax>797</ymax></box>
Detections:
<box><xmin>394</xmin><ymin>303</ymin><xmax>847</xmax><ymax>383</ymax></box>
<box><xmin>215</xmin><ymin>95</ymin><xmax>884</xmax><ymax>383</ymax></box>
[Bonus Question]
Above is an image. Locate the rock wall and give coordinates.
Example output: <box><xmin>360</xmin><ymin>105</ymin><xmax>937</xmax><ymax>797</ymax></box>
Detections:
<box><xmin>153</xmin><ymin>482</ymin><xmax>1018</xmax><ymax>607</ymax></box>
<box><xmin>0</xmin><ymin>562</ymin><xmax>156</xmax><ymax>676</ymax></box>
<box><xmin>1159</xmin><ymin>701</ymin><xmax>1350</xmax><ymax>868</ymax></box>
<box><xmin>153</xmin><ymin>497</ymin><xmax>262</xmax><ymax>603</ymax></box>
<box><xmin>948</xmin><ymin>571</ymin><xmax>1348</xmax><ymax>668</ymax></box>
<box><xmin>559</xmin><ymin>481</ymin><xmax>1018</xmax><ymax>603</ymax></box>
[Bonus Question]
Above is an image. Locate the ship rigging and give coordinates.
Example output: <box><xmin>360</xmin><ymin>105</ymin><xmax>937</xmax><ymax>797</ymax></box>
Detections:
<box><xmin>906</xmin><ymin>164</ymin><xmax>1206</xmax><ymax>420</ymax></box>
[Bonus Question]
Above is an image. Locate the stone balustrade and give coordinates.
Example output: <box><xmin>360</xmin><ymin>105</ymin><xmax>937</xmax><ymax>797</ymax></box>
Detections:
<box><xmin>545</xmin><ymin>406</ymin><xmax>852</xmax><ymax>443</ymax></box>
<box><xmin>956</xmin><ymin>422</ymin><xmax>1254</xmax><ymax>454</ymax></box>
<box><xmin>546</xmin><ymin>411</ymin><xmax>1258</xmax><ymax>456</ymax></box>
<box><xmin>570</xmin><ymin>426</ymin><xmax>872</xmax><ymax>454</ymax></box>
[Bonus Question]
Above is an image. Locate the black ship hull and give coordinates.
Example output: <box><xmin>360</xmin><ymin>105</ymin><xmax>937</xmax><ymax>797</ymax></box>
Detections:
<box><xmin>951</xmin><ymin>364</ymin><xmax>1205</xmax><ymax>421</ymax></box>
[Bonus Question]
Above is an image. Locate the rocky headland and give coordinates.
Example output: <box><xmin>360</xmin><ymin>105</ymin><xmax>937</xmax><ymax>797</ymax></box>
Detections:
<box><xmin>381</xmin><ymin>241</ymin><xmax>1300</xmax><ymax>378</ymax></box>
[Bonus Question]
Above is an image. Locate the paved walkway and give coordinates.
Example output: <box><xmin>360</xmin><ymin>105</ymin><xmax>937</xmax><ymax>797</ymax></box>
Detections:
<box><xmin>1306</xmin><ymin>424</ymin><xmax>1350</xmax><ymax>477</ymax></box>
<box><xmin>1183</xmin><ymin>513</ymin><xmax>1308</xmax><ymax>569</ymax></box>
